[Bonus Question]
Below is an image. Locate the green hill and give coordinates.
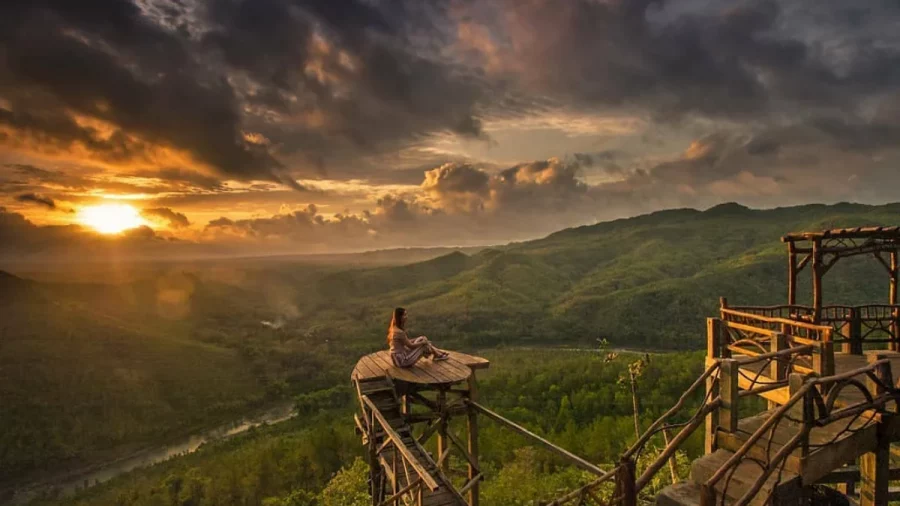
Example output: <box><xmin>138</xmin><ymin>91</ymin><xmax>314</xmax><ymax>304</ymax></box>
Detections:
<box><xmin>4</xmin><ymin>200</ymin><xmax>900</xmax><ymax>490</ymax></box>
<box><xmin>303</xmin><ymin>202</ymin><xmax>900</xmax><ymax>350</ymax></box>
<box><xmin>0</xmin><ymin>271</ymin><xmax>268</xmax><ymax>485</ymax></box>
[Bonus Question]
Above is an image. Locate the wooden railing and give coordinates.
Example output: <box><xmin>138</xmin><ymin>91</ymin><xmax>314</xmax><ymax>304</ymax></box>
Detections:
<box><xmin>543</xmin><ymin>342</ymin><xmax>823</xmax><ymax>506</ymax></box>
<box><xmin>712</xmin><ymin>314</ymin><xmax>834</xmax><ymax>386</ymax></box>
<box><xmin>701</xmin><ymin>357</ymin><xmax>897</xmax><ymax>506</ymax></box>
<box><xmin>361</xmin><ymin>396</ymin><xmax>440</xmax><ymax>506</ymax></box>
<box><xmin>723</xmin><ymin>301</ymin><xmax>900</xmax><ymax>354</ymax></box>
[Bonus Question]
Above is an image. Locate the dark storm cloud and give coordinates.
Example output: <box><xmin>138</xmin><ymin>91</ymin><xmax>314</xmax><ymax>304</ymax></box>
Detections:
<box><xmin>464</xmin><ymin>0</ymin><xmax>900</xmax><ymax>120</ymax></box>
<box><xmin>201</xmin><ymin>0</ymin><xmax>491</xmax><ymax>170</ymax></box>
<box><xmin>0</xmin><ymin>0</ymin><xmax>291</xmax><ymax>187</ymax></box>
<box><xmin>142</xmin><ymin>207</ymin><xmax>191</xmax><ymax>228</ymax></box>
<box><xmin>15</xmin><ymin>193</ymin><xmax>57</xmax><ymax>210</ymax></box>
<box><xmin>0</xmin><ymin>0</ymin><xmax>499</xmax><ymax>187</ymax></box>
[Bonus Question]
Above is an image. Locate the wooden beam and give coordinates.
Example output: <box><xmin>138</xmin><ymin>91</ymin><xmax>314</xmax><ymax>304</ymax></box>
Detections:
<box><xmin>466</xmin><ymin>373</ymin><xmax>480</xmax><ymax>506</ymax></box>
<box><xmin>362</xmin><ymin>396</ymin><xmax>440</xmax><ymax>491</ymax></box>
<box><xmin>377</xmin><ymin>477</ymin><xmax>421</xmax><ymax>506</ymax></box>
<box><xmin>788</xmin><ymin>242</ymin><xmax>797</xmax><ymax>305</ymax></box>
<box><xmin>812</xmin><ymin>238</ymin><xmax>823</xmax><ymax>323</ymax></box>
<box><xmin>891</xmin><ymin>251</ymin><xmax>898</xmax><ymax>306</ymax></box>
<box><xmin>769</xmin><ymin>333</ymin><xmax>787</xmax><ymax>411</ymax></box>
<box><xmin>797</xmin><ymin>252</ymin><xmax>813</xmax><ymax>272</ymax></box>
<box><xmin>860</xmin><ymin>423</ymin><xmax>890</xmax><ymax>506</ymax></box>
<box><xmin>891</xmin><ymin>251</ymin><xmax>899</xmax><ymax>351</ymax></box>
<box><xmin>873</xmin><ymin>252</ymin><xmax>893</xmax><ymax>275</ymax></box>
<box><xmin>468</xmin><ymin>401</ymin><xmax>608</xmax><ymax>477</ymax></box>
<box><xmin>719</xmin><ymin>359</ymin><xmax>739</xmax><ymax>433</ymax></box>
<box><xmin>436</xmin><ymin>388</ymin><xmax>448</xmax><ymax>475</ymax></box>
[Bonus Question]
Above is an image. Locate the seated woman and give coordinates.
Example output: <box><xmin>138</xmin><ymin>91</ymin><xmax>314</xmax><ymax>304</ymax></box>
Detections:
<box><xmin>387</xmin><ymin>307</ymin><xmax>449</xmax><ymax>368</ymax></box>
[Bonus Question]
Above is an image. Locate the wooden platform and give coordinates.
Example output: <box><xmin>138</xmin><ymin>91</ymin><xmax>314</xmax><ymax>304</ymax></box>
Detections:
<box><xmin>351</xmin><ymin>350</ymin><xmax>489</xmax><ymax>385</ymax></box>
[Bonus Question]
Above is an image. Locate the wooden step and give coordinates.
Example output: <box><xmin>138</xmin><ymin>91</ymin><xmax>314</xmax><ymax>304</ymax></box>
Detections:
<box><xmin>690</xmin><ymin>449</ymin><xmax>802</xmax><ymax>506</ymax></box>
<box><xmin>656</xmin><ymin>482</ymin><xmax>729</xmax><ymax>506</ymax></box>
<box><xmin>716</xmin><ymin>410</ymin><xmax>878</xmax><ymax>484</ymax></box>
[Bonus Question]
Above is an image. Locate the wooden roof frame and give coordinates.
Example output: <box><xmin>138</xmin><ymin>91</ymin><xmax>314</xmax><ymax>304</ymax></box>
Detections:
<box><xmin>781</xmin><ymin>227</ymin><xmax>900</xmax><ymax>321</ymax></box>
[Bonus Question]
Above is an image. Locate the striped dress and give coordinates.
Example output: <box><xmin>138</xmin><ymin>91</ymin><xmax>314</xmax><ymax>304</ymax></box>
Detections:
<box><xmin>388</xmin><ymin>326</ymin><xmax>429</xmax><ymax>368</ymax></box>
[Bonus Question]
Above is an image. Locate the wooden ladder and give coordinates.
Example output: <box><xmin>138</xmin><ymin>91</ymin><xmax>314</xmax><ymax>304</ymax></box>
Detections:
<box><xmin>357</xmin><ymin>377</ymin><xmax>468</xmax><ymax>506</ymax></box>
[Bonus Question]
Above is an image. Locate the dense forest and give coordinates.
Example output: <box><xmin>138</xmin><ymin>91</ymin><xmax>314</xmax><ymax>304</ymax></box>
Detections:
<box><xmin>34</xmin><ymin>351</ymin><xmax>703</xmax><ymax>506</ymax></box>
<box><xmin>3</xmin><ymin>201</ymin><xmax>899</xmax><ymax>502</ymax></box>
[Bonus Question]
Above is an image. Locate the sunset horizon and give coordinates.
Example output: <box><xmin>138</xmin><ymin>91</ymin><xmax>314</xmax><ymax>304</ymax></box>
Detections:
<box><xmin>4</xmin><ymin>0</ymin><xmax>900</xmax><ymax>261</ymax></box>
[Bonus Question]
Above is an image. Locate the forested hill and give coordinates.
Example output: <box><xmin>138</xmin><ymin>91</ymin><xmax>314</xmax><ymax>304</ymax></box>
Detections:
<box><xmin>3</xmin><ymin>201</ymin><xmax>899</xmax><ymax>489</ymax></box>
<box><xmin>315</xmin><ymin>201</ymin><xmax>900</xmax><ymax>350</ymax></box>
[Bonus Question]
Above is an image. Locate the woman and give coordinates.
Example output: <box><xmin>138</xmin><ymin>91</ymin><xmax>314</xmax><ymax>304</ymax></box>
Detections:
<box><xmin>387</xmin><ymin>307</ymin><xmax>449</xmax><ymax>367</ymax></box>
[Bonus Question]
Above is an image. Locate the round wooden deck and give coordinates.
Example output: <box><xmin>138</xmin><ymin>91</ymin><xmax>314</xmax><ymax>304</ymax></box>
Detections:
<box><xmin>352</xmin><ymin>350</ymin><xmax>489</xmax><ymax>385</ymax></box>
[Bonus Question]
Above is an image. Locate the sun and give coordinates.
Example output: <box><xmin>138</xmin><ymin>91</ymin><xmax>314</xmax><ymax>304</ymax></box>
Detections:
<box><xmin>77</xmin><ymin>204</ymin><xmax>148</xmax><ymax>234</ymax></box>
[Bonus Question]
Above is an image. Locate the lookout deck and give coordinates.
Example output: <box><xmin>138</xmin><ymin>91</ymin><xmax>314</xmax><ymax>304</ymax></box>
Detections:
<box><xmin>352</xmin><ymin>350</ymin><xmax>491</xmax><ymax>506</ymax></box>
<box><xmin>352</xmin><ymin>350</ymin><xmax>489</xmax><ymax>385</ymax></box>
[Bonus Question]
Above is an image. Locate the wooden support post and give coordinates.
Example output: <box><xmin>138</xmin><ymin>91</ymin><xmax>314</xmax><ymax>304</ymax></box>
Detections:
<box><xmin>891</xmin><ymin>250</ymin><xmax>899</xmax><ymax>352</ymax></box>
<box><xmin>813</xmin><ymin>330</ymin><xmax>835</xmax><ymax>394</ymax></box>
<box><xmin>841</xmin><ymin>307</ymin><xmax>863</xmax><ymax>355</ymax></box>
<box><xmin>706</xmin><ymin>318</ymin><xmax>722</xmax><ymax>454</ymax></box>
<box><xmin>369</xmin><ymin>408</ymin><xmax>382</xmax><ymax>506</ymax></box>
<box><xmin>466</xmin><ymin>373</ymin><xmax>480</xmax><ymax>506</ymax></box>
<box><xmin>860</xmin><ymin>426</ymin><xmax>890</xmax><ymax>506</ymax></box>
<box><xmin>867</xmin><ymin>353</ymin><xmax>895</xmax><ymax>412</ymax></box>
<box><xmin>769</xmin><ymin>333</ymin><xmax>788</xmax><ymax>410</ymax></box>
<box><xmin>836</xmin><ymin>480</ymin><xmax>856</xmax><ymax>498</ymax></box>
<box><xmin>615</xmin><ymin>458</ymin><xmax>637</xmax><ymax>506</ymax></box>
<box><xmin>812</xmin><ymin>239</ymin><xmax>823</xmax><ymax>324</ymax></box>
<box><xmin>788</xmin><ymin>242</ymin><xmax>797</xmax><ymax>305</ymax></box>
<box><xmin>787</xmin><ymin>373</ymin><xmax>807</xmax><ymax>426</ymax></box>
<box><xmin>437</xmin><ymin>388</ymin><xmax>448</xmax><ymax>475</ymax></box>
<box><xmin>719</xmin><ymin>359</ymin><xmax>739</xmax><ymax>434</ymax></box>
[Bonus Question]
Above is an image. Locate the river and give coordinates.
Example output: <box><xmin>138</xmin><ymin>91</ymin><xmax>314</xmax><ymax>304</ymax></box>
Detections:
<box><xmin>5</xmin><ymin>401</ymin><xmax>297</xmax><ymax>505</ymax></box>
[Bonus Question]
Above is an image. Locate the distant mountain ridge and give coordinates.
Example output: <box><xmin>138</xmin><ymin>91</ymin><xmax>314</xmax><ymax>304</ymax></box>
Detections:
<box><xmin>305</xmin><ymin>201</ymin><xmax>900</xmax><ymax>350</ymax></box>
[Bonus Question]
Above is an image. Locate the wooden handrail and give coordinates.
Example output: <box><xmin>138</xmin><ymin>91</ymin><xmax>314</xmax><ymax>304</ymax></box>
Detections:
<box><xmin>706</xmin><ymin>359</ymin><xmax>895</xmax><ymax>502</ymax></box>
<box><xmin>635</xmin><ymin>399</ymin><xmax>722</xmax><ymax>491</ymax></box>
<box><xmin>721</xmin><ymin>308</ymin><xmax>831</xmax><ymax>334</ymax></box>
<box><xmin>377</xmin><ymin>477</ymin><xmax>422</xmax><ymax>506</ymax></box>
<box><xmin>362</xmin><ymin>396</ymin><xmax>440</xmax><ymax>491</ymax></box>
<box><xmin>622</xmin><ymin>363</ymin><xmax>720</xmax><ymax>460</ymax></box>
<box><xmin>544</xmin><ymin>465</ymin><xmax>621</xmax><ymax>506</ymax></box>
<box><xmin>731</xmin><ymin>345</ymin><xmax>814</xmax><ymax>365</ymax></box>
<box><xmin>467</xmin><ymin>401</ymin><xmax>608</xmax><ymax>477</ymax></box>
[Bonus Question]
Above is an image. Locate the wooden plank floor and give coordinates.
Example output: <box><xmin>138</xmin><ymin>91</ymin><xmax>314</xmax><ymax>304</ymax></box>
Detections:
<box><xmin>352</xmin><ymin>350</ymin><xmax>489</xmax><ymax>384</ymax></box>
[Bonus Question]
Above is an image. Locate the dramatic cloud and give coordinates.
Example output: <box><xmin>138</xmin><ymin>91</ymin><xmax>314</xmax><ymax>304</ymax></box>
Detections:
<box><xmin>2</xmin><ymin>0</ymin><xmax>900</xmax><ymax>256</ymax></box>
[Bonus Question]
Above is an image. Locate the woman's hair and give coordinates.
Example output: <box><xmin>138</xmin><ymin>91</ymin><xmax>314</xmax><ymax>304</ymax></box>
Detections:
<box><xmin>387</xmin><ymin>307</ymin><xmax>406</xmax><ymax>344</ymax></box>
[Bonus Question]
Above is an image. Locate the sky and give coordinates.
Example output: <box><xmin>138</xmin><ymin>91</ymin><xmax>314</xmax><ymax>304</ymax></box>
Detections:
<box><xmin>1</xmin><ymin>0</ymin><xmax>900</xmax><ymax>259</ymax></box>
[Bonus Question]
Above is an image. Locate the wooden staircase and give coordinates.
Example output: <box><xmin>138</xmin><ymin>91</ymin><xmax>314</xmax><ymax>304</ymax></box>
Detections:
<box><xmin>657</xmin><ymin>448</ymin><xmax>803</xmax><ymax>506</ymax></box>
<box><xmin>357</xmin><ymin>377</ymin><xmax>468</xmax><ymax>506</ymax></box>
<box><xmin>656</xmin><ymin>383</ymin><xmax>881</xmax><ymax>506</ymax></box>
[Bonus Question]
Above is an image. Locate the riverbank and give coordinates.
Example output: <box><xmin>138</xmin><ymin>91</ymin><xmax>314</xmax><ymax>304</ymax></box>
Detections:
<box><xmin>3</xmin><ymin>401</ymin><xmax>296</xmax><ymax>506</ymax></box>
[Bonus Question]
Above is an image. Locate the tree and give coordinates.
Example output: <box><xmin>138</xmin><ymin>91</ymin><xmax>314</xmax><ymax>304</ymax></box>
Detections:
<box><xmin>318</xmin><ymin>458</ymin><xmax>369</xmax><ymax>506</ymax></box>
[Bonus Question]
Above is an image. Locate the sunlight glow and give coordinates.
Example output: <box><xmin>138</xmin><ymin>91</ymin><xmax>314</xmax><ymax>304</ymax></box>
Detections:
<box><xmin>77</xmin><ymin>204</ymin><xmax>148</xmax><ymax>234</ymax></box>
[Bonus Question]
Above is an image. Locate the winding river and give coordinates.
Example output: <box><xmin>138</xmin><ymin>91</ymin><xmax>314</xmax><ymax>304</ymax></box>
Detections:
<box><xmin>5</xmin><ymin>401</ymin><xmax>297</xmax><ymax>505</ymax></box>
